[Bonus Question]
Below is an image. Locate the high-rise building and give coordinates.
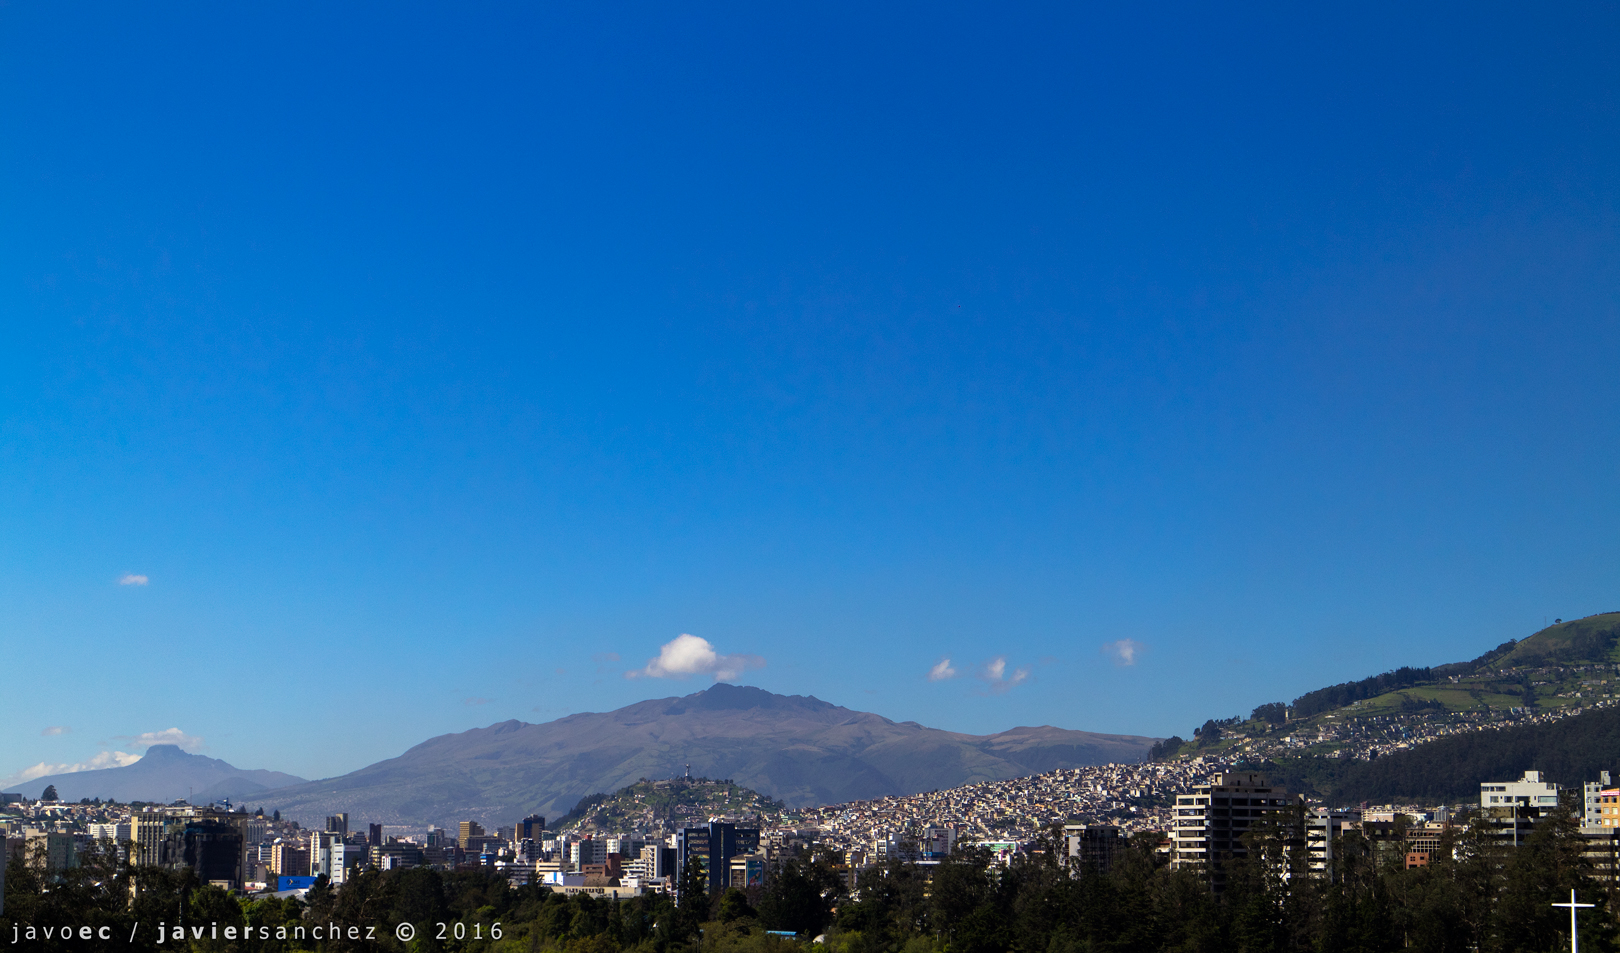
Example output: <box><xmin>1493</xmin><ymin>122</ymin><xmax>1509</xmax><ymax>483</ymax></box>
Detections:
<box><xmin>181</xmin><ymin>821</ymin><xmax>244</xmax><ymax>890</ymax></box>
<box><xmin>676</xmin><ymin>826</ymin><xmax>710</xmax><ymax>895</ymax></box>
<box><xmin>25</xmin><ymin>833</ymin><xmax>78</xmax><ymax>871</ymax></box>
<box><xmin>326</xmin><ymin>814</ymin><xmax>349</xmax><ymax>836</ymax></box>
<box><xmin>571</xmin><ymin>837</ymin><xmax>607</xmax><ymax>866</ymax></box>
<box><xmin>88</xmin><ymin>822</ymin><xmax>132</xmax><ymax>843</ymax></box>
<box><xmin>310</xmin><ymin>831</ymin><xmax>337</xmax><ymax>877</ymax></box>
<box><xmin>515</xmin><ymin>815</ymin><xmax>546</xmax><ymax>842</ymax></box>
<box><xmin>677</xmin><ymin>822</ymin><xmax>760</xmax><ymax>896</ymax></box>
<box><xmin>1170</xmin><ymin>773</ymin><xmax>1303</xmax><ymax>883</ymax></box>
<box><xmin>369</xmin><ymin>823</ymin><xmax>384</xmax><ymax>848</ymax></box>
<box><xmin>458</xmin><ymin>821</ymin><xmax>485</xmax><ymax>849</ymax></box>
<box><xmin>330</xmin><ymin>842</ymin><xmax>363</xmax><ymax>885</ymax></box>
<box><xmin>1479</xmin><ymin>769</ymin><xmax>1575</xmax><ymax>848</ymax></box>
<box><xmin>131</xmin><ymin>813</ymin><xmax>175</xmax><ymax>867</ymax></box>
<box><xmin>1304</xmin><ymin>808</ymin><xmax>1355</xmax><ymax>874</ymax></box>
<box><xmin>270</xmin><ymin>842</ymin><xmax>309</xmax><ymax>877</ymax></box>
<box><xmin>1063</xmin><ymin>824</ymin><xmax>1122</xmax><ymax>875</ymax></box>
<box><xmin>1481</xmin><ymin>770</ymin><xmax>1561</xmax><ymax>810</ymax></box>
<box><xmin>637</xmin><ymin>844</ymin><xmax>677</xmax><ymax>880</ymax></box>
<box><xmin>1582</xmin><ymin>773</ymin><xmax>1613</xmax><ymax>827</ymax></box>
<box><xmin>1599</xmin><ymin>787</ymin><xmax>1620</xmax><ymax>828</ymax></box>
<box><xmin>919</xmin><ymin>825</ymin><xmax>955</xmax><ymax>860</ymax></box>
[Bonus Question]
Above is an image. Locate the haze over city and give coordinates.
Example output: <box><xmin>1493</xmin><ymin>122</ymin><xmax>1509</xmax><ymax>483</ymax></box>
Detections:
<box><xmin>3</xmin><ymin>1</ymin><xmax>1618</xmax><ymax>791</ymax></box>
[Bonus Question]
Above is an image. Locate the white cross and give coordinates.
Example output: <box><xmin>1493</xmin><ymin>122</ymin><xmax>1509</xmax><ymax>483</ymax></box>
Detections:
<box><xmin>1552</xmin><ymin>888</ymin><xmax>1595</xmax><ymax>953</ymax></box>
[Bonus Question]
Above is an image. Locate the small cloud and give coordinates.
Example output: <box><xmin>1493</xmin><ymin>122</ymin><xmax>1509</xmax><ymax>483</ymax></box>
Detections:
<box><xmin>464</xmin><ymin>697</ymin><xmax>491</xmax><ymax>706</ymax></box>
<box><xmin>41</xmin><ymin>726</ymin><xmax>70</xmax><ymax>736</ymax></box>
<box><xmin>977</xmin><ymin>656</ymin><xmax>1030</xmax><ymax>694</ymax></box>
<box><xmin>628</xmin><ymin>633</ymin><xmax>766</xmax><ymax>682</ymax></box>
<box><xmin>118</xmin><ymin>574</ymin><xmax>149</xmax><ymax>586</ymax></box>
<box><xmin>1102</xmin><ymin>639</ymin><xmax>1145</xmax><ymax>667</ymax></box>
<box><xmin>592</xmin><ymin>652</ymin><xmax>622</xmax><ymax>674</ymax></box>
<box><xmin>121</xmin><ymin>728</ymin><xmax>204</xmax><ymax>752</ymax></box>
<box><xmin>927</xmin><ymin>658</ymin><xmax>958</xmax><ymax>682</ymax></box>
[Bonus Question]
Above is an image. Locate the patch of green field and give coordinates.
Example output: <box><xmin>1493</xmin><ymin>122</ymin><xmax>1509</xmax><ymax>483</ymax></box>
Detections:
<box><xmin>1490</xmin><ymin>612</ymin><xmax>1620</xmax><ymax>669</ymax></box>
<box><xmin>1399</xmin><ymin>686</ymin><xmax>1490</xmax><ymax>708</ymax></box>
<box><xmin>1325</xmin><ymin>685</ymin><xmax>1526</xmax><ymax>715</ymax></box>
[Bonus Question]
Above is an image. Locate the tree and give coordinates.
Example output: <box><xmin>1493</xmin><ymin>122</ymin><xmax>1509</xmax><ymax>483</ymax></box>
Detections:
<box><xmin>41</xmin><ymin>784</ymin><xmax>58</xmax><ymax>801</ymax></box>
<box><xmin>187</xmin><ymin>885</ymin><xmax>245</xmax><ymax>953</ymax></box>
<box><xmin>717</xmin><ymin>887</ymin><xmax>757</xmax><ymax>922</ymax></box>
<box><xmin>675</xmin><ymin>855</ymin><xmax>710</xmax><ymax>936</ymax></box>
<box><xmin>1252</xmin><ymin>702</ymin><xmax>1287</xmax><ymax>725</ymax></box>
<box><xmin>761</xmin><ymin>852</ymin><xmax>847</xmax><ymax>937</ymax></box>
<box><xmin>1148</xmin><ymin>736</ymin><xmax>1186</xmax><ymax>761</ymax></box>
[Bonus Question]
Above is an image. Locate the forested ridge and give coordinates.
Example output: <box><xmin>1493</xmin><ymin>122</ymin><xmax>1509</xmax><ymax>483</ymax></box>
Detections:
<box><xmin>7</xmin><ymin>811</ymin><xmax>1620</xmax><ymax>953</ymax></box>
<box><xmin>1266</xmin><ymin>703</ymin><xmax>1620</xmax><ymax>804</ymax></box>
<box><xmin>1288</xmin><ymin>668</ymin><xmax>1435</xmax><ymax>720</ymax></box>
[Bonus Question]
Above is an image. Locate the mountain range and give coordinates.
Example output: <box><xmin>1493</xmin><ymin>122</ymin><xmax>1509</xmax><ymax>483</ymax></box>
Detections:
<box><xmin>14</xmin><ymin>744</ymin><xmax>306</xmax><ymax>804</ymax></box>
<box><xmin>244</xmin><ymin>684</ymin><xmax>1155</xmax><ymax>828</ymax></box>
<box><xmin>26</xmin><ymin>614</ymin><xmax>1616</xmax><ymax>824</ymax></box>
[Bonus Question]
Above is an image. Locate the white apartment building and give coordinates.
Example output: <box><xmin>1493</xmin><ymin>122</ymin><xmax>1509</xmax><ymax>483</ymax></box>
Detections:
<box><xmin>1479</xmin><ymin>770</ymin><xmax>1561</xmax><ymax>810</ymax></box>
<box><xmin>87</xmin><ymin>822</ymin><xmax>131</xmax><ymax>843</ymax></box>
<box><xmin>1304</xmin><ymin>809</ymin><xmax>1354</xmax><ymax>875</ymax></box>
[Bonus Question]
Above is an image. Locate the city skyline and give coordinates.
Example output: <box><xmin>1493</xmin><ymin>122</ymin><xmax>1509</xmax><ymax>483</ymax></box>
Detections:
<box><xmin>4</xmin><ymin>1</ymin><xmax>1620</xmax><ymax>786</ymax></box>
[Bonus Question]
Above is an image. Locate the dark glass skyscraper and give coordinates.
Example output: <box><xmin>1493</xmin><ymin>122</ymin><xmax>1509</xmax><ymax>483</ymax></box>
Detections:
<box><xmin>181</xmin><ymin>821</ymin><xmax>244</xmax><ymax>888</ymax></box>
<box><xmin>676</xmin><ymin>821</ymin><xmax>760</xmax><ymax>895</ymax></box>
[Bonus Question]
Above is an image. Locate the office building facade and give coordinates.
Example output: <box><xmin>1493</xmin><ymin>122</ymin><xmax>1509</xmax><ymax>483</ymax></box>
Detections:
<box><xmin>1171</xmin><ymin>773</ymin><xmax>1303</xmax><ymax>880</ymax></box>
<box><xmin>677</xmin><ymin>822</ymin><xmax>761</xmax><ymax>895</ymax></box>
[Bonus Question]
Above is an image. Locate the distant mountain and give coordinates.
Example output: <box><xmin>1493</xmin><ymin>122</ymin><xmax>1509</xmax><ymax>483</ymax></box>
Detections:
<box><xmin>17</xmin><ymin>745</ymin><xmax>306</xmax><ymax>804</ymax></box>
<box><xmin>253</xmin><ymin>684</ymin><xmax>1156</xmax><ymax>829</ymax></box>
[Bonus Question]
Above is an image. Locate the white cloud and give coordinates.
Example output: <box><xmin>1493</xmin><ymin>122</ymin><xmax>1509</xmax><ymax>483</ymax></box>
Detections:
<box><xmin>1102</xmin><ymin>639</ymin><xmax>1145</xmax><ymax>667</ymax></box>
<box><xmin>1</xmin><ymin>750</ymin><xmax>143</xmax><ymax>788</ymax></box>
<box><xmin>123</xmin><ymin>728</ymin><xmax>204</xmax><ymax>751</ymax></box>
<box><xmin>978</xmin><ymin>656</ymin><xmax>1031</xmax><ymax>693</ymax></box>
<box><xmin>927</xmin><ymin>658</ymin><xmax>958</xmax><ymax>681</ymax></box>
<box><xmin>464</xmin><ymin>697</ymin><xmax>491</xmax><ymax>706</ymax></box>
<box><xmin>41</xmin><ymin>726</ymin><xmax>70</xmax><ymax>736</ymax></box>
<box><xmin>628</xmin><ymin>634</ymin><xmax>766</xmax><ymax>682</ymax></box>
<box><xmin>118</xmin><ymin>574</ymin><xmax>149</xmax><ymax>586</ymax></box>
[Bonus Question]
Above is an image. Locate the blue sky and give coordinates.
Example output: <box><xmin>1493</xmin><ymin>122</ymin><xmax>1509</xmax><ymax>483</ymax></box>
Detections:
<box><xmin>2</xmin><ymin>1</ymin><xmax>1618</xmax><ymax>786</ymax></box>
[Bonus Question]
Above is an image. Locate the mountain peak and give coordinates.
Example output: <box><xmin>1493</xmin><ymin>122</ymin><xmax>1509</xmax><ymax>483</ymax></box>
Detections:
<box><xmin>19</xmin><ymin>745</ymin><xmax>305</xmax><ymax>803</ymax></box>
<box><xmin>255</xmin><ymin>687</ymin><xmax>1155</xmax><ymax>828</ymax></box>
<box><xmin>668</xmin><ymin>683</ymin><xmax>836</xmax><ymax>714</ymax></box>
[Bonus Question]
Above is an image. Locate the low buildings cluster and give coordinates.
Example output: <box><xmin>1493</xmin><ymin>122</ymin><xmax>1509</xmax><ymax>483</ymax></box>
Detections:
<box><xmin>792</xmin><ymin>760</ymin><xmax>1208</xmax><ymax>848</ymax></box>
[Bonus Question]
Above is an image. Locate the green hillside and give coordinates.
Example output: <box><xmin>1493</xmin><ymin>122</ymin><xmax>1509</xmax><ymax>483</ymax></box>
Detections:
<box><xmin>1485</xmin><ymin>612</ymin><xmax>1620</xmax><ymax>670</ymax></box>
<box><xmin>1153</xmin><ymin>612</ymin><xmax>1620</xmax><ymax>764</ymax></box>
<box><xmin>554</xmin><ymin>777</ymin><xmax>788</xmax><ymax>833</ymax></box>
